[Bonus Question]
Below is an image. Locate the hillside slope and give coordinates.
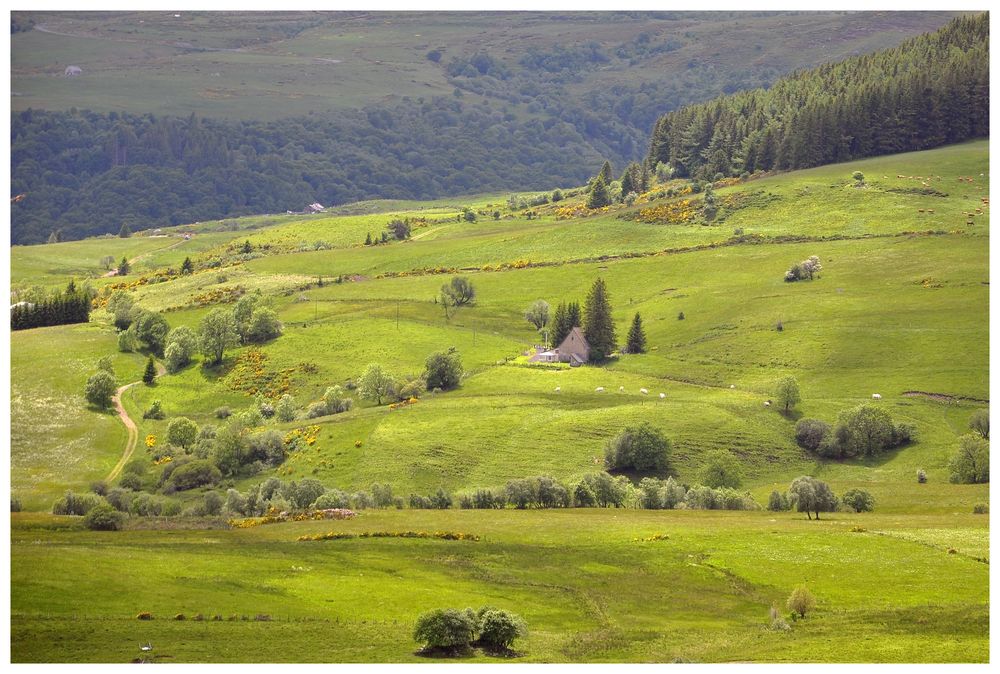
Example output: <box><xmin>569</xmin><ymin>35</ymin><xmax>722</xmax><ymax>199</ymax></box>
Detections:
<box><xmin>11</xmin><ymin>142</ymin><xmax>989</xmax><ymax>511</ymax></box>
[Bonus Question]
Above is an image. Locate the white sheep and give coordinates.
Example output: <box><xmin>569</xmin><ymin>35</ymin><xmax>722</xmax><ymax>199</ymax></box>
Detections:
<box><xmin>730</xmin><ymin>384</ymin><xmax>735</xmax><ymax>389</ymax></box>
<box><xmin>872</xmin><ymin>393</ymin><xmax>882</xmax><ymax>400</ymax></box>
<box><xmin>595</xmin><ymin>387</ymin><xmax>605</xmax><ymax>393</ymax></box>
<box><xmin>554</xmin><ymin>386</ymin><xmax>561</xmax><ymax>393</ymax></box>
<box><xmin>619</xmin><ymin>386</ymin><xmax>625</xmax><ymax>392</ymax></box>
<box><xmin>659</xmin><ymin>393</ymin><xmax>665</xmax><ymax>399</ymax></box>
<box><xmin>640</xmin><ymin>388</ymin><xmax>649</xmax><ymax>395</ymax></box>
<box><xmin>764</xmin><ymin>401</ymin><xmax>771</xmax><ymax>407</ymax></box>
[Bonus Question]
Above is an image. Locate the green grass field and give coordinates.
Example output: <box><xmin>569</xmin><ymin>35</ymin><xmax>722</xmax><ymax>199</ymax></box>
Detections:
<box><xmin>9</xmin><ymin>142</ymin><xmax>989</xmax><ymax>662</ymax></box>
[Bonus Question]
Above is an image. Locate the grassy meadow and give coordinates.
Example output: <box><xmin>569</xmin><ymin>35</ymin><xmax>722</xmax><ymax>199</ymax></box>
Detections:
<box><xmin>9</xmin><ymin>141</ymin><xmax>990</xmax><ymax>662</ymax></box>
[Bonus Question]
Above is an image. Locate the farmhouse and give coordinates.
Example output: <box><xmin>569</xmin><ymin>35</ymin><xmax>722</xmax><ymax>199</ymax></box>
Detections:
<box><xmin>529</xmin><ymin>326</ymin><xmax>590</xmax><ymax>366</ymax></box>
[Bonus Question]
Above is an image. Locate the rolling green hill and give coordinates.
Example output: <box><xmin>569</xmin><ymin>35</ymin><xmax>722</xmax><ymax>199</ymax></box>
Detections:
<box><xmin>9</xmin><ymin>141</ymin><xmax>989</xmax><ymax>662</ymax></box>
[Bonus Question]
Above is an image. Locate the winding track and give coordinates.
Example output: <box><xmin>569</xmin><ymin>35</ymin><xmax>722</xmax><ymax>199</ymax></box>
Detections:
<box><xmin>105</xmin><ymin>361</ymin><xmax>166</xmax><ymax>482</ymax></box>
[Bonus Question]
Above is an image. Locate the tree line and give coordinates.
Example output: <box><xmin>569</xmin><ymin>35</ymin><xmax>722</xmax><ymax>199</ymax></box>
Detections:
<box><xmin>10</xmin><ymin>280</ymin><xmax>92</xmax><ymax>330</ymax></box>
<box><xmin>646</xmin><ymin>14</ymin><xmax>988</xmax><ymax>180</ymax></box>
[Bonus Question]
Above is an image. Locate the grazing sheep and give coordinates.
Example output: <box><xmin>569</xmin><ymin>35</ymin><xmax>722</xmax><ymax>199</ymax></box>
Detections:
<box><xmin>595</xmin><ymin>387</ymin><xmax>605</xmax><ymax>393</ymax></box>
<box><xmin>764</xmin><ymin>401</ymin><xmax>771</xmax><ymax>407</ymax></box>
<box><xmin>872</xmin><ymin>393</ymin><xmax>882</xmax><ymax>400</ymax></box>
<box><xmin>619</xmin><ymin>386</ymin><xmax>625</xmax><ymax>392</ymax></box>
<box><xmin>554</xmin><ymin>386</ymin><xmax>561</xmax><ymax>393</ymax></box>
<box><xmin>730</xmin><ymin>384</ymin><xmax>735</xmax><ymax>389</ymax></box>
<box><xmin>640</xmin><ymin>388</ymin><xmax>649</xmax><ymax>395</ymax></box>
<box><xmin>659</xmin><ymin>393</ymin><xmax>666</xmax><ymax>399</ymax></box>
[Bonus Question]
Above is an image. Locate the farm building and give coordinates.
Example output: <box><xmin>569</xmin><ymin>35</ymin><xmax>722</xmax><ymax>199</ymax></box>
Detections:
<box><xmin>529</xmin><ymin>326</ymin><xmax>590</xmax><ymax>366</ymax></box>
<box><xmin>64</xmin><ymin>65</ymin><xmax>83</xmax><ymax>77</ymax></box>
<box><xmin>305</xmin><ymin>203</ymin><xmax>325</xmax><ymax>213</ymax></box>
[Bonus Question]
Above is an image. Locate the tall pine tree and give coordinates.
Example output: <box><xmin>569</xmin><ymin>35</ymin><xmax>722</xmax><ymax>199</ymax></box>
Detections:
<box><xmin>551</xmin><ymin>301</ymin><xmax>569</xmax><ymax>346</ymax></box>
<box><xmin>587</xmin><ymin>175</ymin><xmax>611</xmax><ymax>209</ymax></box>
<box><xmin>583</xmin><ymin>278</ymin><xmax>616</xmax><ymax>361</ymax></box>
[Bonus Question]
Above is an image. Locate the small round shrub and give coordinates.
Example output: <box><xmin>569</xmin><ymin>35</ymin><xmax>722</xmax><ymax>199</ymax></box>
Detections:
<box><xmin>786</xmin><ymin>586</ymin><xmax>816</xmax><ymax>618</ymax></box>
<box><xmin>118</xmin><ymin>473</ymin><xmax>142</xmax><ymax>491</ymax></box>
<box><xmin>214</xmin><ymin>406</ymin><xmax>232</xmax><ymax>419</ymax></box>
<box><xmin>83</xmin><ymin>503</ymin><xmax>126</xmax><ymax>531</ymax></box>
<box><xmin>973</xmin><ymin>503</ymin><xmax>989</xmax><ymax>514</ymax></box>
<box><xmin>174</xmin><ymin>613</ymin><xmax>186</xmax><ymax>621</ymax></box>
<box><xmin>476</xmin><ymin>609</ymin><xmax>527</xmax><ymax>652</ymax></box>
<box><xmin>841</xmin><ymin>488</ymin><xmax>875</xmax><ymax>513</ymax></box>
<box><xmin>136</xmin><ymin>612</ymin><xmax>153</xmax><ymax>620</ymax></box>
<box><xmin>413</xmin><ymin>608</ymin><xmax>477</xmax><ymax>652</ymax></box>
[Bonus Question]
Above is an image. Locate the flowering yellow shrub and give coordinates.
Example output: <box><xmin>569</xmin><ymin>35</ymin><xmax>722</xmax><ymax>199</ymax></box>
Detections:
<box><xmin>226</xmin><ymin>348</ymin><xmax>297</xmax><ymax>399</ymax></box>
<box><xmin>633</xmin><ymin>199</ymin><xmax>698</xmax><ymax>224</ymax></box>
<box><xmin>145</xmin><ymin>434</ymin><xmax>156</xmax><ymax>448</ymax></box>
<box><xmin>633</xmin><ymin>533</ymin><xmax>670</xmax><ymax>542</ymax></box>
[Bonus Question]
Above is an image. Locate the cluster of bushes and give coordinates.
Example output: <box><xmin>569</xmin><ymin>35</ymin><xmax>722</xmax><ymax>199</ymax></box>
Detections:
<box><xmin>413</xmin><ymin>606</ymin><xmax>527</xmax><ymax>655</ymax></box>
<box><xmin>767</xmin><ymin>477</ymin><xmax>874</xmax><ymax>518</ymax></box>
<box><xmin>453</xmin><ymin>472</ymin><xmax>761</xmax><ymax>511</ymax></box>
<box><xmin>794</xmin><ymin>404</ymin><xmax>916</xmax><ymax>459</ymax></box>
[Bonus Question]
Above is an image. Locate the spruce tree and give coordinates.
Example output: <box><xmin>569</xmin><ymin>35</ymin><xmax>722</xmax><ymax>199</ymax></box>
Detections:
<box><xmin>587</xmin><ymin>175</ymin><xmax>611</xmax><ymax>209</ymax></box>
<box><xmin>118</xmin><ymin>223</ymin><xmax>131</xmax><ymax>238</ymax></box>
<box><xmin>117</xmin><ymin>257</ymin><xmax>130</xmax><ymax>276</ymax></box>
<box><xmin>567</xmin><ymin>301</ymin><xmax>581</xmax><ymax>330</ymax></box>
<box><xmin>626</xmin><ymin>312</ymin><xmax>647</xmax><ymax>354</ymax></box>
<box><xmin>599</xmin><ymin>160</ymin><xmax>613</xmax><ymax>184</ymax></box>
<box><xmin>550</xmin><ymin>302</ymin><xmax>569</xmax><ymax>346</ymax></box>
<box><xmin>364</xmin><ymin>232</ymin><xmax>372</xmax><ymax>245</ymax></box>
<box><xmin>143</xmin><ymin>356</ymin><xmax>157</xmax><ymax>385</ymax></box>
<box><xmin>180</xmin><ymin>257</ymin><xmax>194</xmax><ymax>274</ymax></box>
<box><xmin>583</xmin><ymin>278</ymin><xmax>616</xmax><ymax>361</ymax></box>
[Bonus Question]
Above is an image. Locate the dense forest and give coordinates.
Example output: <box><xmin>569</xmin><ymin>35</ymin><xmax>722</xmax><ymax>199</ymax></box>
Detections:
<box><xmin>646</xmin><ymin>14</ymin><xmax>989</xmax><ymax>180</ymax></box>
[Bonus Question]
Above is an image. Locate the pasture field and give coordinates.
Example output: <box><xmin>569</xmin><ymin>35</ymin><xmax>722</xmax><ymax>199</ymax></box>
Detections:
<box><xmin>11</xmin><ymin>11</ymin><xmax>954</xmax><ymax>119</ymax></box>
<box><xmin>8</xmin><ymin>142</ymin><xmax>989</xmax><ymax>662</ymax></box>
<box><xmin>9</xmin><ymin>508</ymin><xmax>988</xmax><ymax>663</ymax></box>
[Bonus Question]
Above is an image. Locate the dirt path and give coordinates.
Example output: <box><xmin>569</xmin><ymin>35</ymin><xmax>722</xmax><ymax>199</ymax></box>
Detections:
<box><xmin>105</xmin><ymin>361</ymin><xmax>166</xmax><ymax>482</ymax></box>
<box><xmin>101</xmin><ymin>237</ymin><xmax>188</xmax><ymax>277</ymax></box>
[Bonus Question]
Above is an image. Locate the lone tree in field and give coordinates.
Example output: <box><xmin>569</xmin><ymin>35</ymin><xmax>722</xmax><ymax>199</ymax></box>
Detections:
<box><xmin>525</xmin><ymin>299</ymin><xmax>550</xmax><ymax>331</ymax></box>
<box><xmin>441</xmin><ymin>276</ymin><xmax>475</xmax><ymax>306</ymax></box>
<box><xmin>424</xmin><ymin>350</ymin><xmax>463</xmax><ymax>391</ymax></box>
<box><xmin>774</xmin><ymin>376</ymin><xmax>801</xmax><ymax>414</ymax></box>
<box><xmin>164</xmin><ymin>326</ymin><xmax>198</xmax><ymax>373</ymax></box>
<box><xmin>198</xmin><ymin>308</ymin><xmax>239</xmax><ymax>366</ymax></box>
<box><xmin>118</xmin><ymin>223</ymin><xmax>131</xmax><ymax>238</ymax></box>
<box><xmin>142</xmin><ymin>356</ymin><xmax>157</xmax><ymax>385</ymax></box>
<box><xmin>969</xmin><ymin>409</ymin><xmax>989</xmax><ymax>439</ymax></box>
<box><xmin>117</xmin><ymin>256</ymin><xmax>131</xmax><ymax>276</ymax></box>
<box><xmin>586</xmin><ymin>174</ymin><xmax>612</xmax><ymax>209</ymax></box>
<box><xmin>787</xmin><ymin>586</ymin><xmax>816</xmax><ymax>618</ymax></box>
<box><xmin>358</xmin><ymin>363</ymin><xmax>394</xmax><ymax>405</ymax></box>
<box><xmin>625</xmin><ymin>312</ymin><xmax>647</xmax><ymax>354</ymax></box>
<box><xmin>180</xmin><ymin>257</ymin><xmax>194</xmax><ymax>274</ymax></box>
<box><xmin>583</xmin><ymin>278</ymin><xmax>616</xmax><ymax>361</ymax></box>
<box><xmin>85</xmin><ymin>370</ymin><xmax>117</xmax><ymax>409</ymax></box>
<box><xmin>948</xmin><ymin>434</ymin><xmax>990</xmax><ymax>484</ymax></box>
<box><xmin>788</xmin><ymin>475</ymin><xmax>838</xmax><ymax>520</ymax></box>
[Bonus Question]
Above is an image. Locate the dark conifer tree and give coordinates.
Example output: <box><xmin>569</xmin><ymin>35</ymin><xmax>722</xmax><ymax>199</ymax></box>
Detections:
<box><xmin>583</xmin><ymin>278</ymin><xmax>616</xmax><ymax>361</ymax></box>
<box><xmin>587</xmin><ymin>175</ymin><xmax>611</xmax><ymax>209</ymax></box>
<box><xmin>117</xmin><ymin>257</ymin><xmax>130</xmax><ymax>276</ymax></box>
<box><xmin>551</xmin><ymin>301</ymin><xmax>570</xmax><ymax>346</ymax></box>
<box><xmin>118</xmin><ymin>223</ymin><xmax>131</xmax><ymax>238</ymax></box>
<box><xmin>180</xmin><ymin>257</ymin><xmax>194</xmax><ymax>274</ymax></box>
<box><xmin>143</xmin><ymin>356</ymin><xmax>157</xmax><ymax>385</ymax></box>
<box><xmin>567</xmin><ymin>301</ymin><xmax>581</xmax><ymax>329</ymax></box>
<box><xmin>599</xmin><ymin>160</ymin><xmax>613</xmax><ymax>184</ymax></box>
<box><xmin>626</xmin><ymin>313</ymin><xmax>647</xmax><ymax>354</ymax></box>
